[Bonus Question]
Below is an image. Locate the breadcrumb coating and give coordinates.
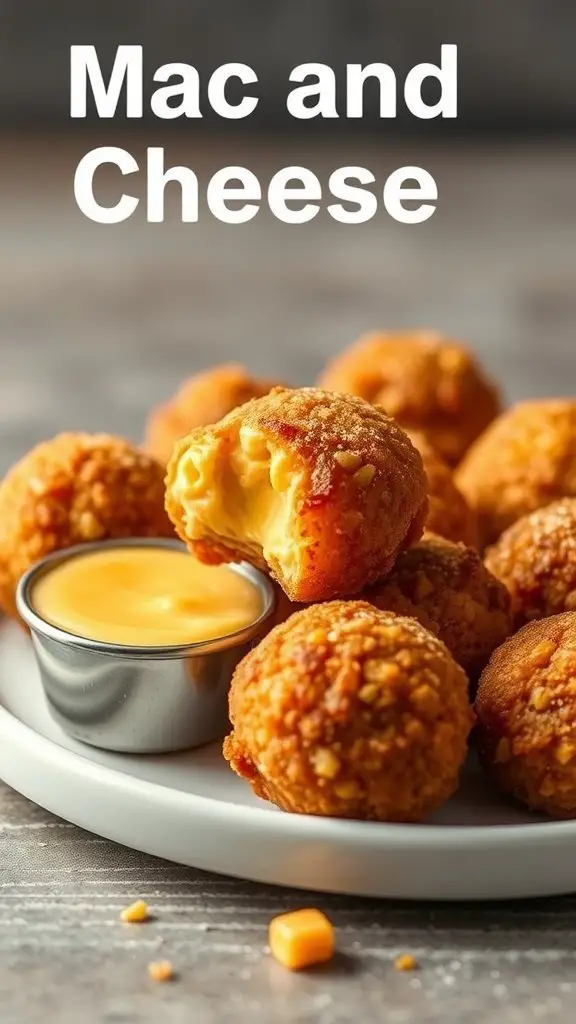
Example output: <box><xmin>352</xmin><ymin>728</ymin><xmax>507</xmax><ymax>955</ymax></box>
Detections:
<box><xmin>144</xmin><ymin>363</ymin><xmax>282</xmax><ymax>465</ymax></box>
<box><xmin>166</xmin><ymin>388</ymin><xmax>428</xmax><ymax>603</ymax></box>
<box><xmin>456</xmin><ymin>400</ymin><xmax>576</xmax><ymax>548</ymax></box>
<box><xmin>485</xmin><ymin>498</ymin><xmax>576</xmax><ymax>628</ymax></box>
<box><xmin>318</xmin><ymin>330</ymin><xmax>500</xmax><ymax>466</ymax></box>
<box><xmin>476</xmin><ymin>613</ymin><xmax>576</xmax><ymax>818</ymax></box>
<box><xmin>224</xmin><ymin>601</ymin><xmax>473</xmax><ymax>821</ymax></box>
<box><xmin>405</xmin><ymin>429</ymin><xmax>478</xmax><ymax>547</ymax></box>
<box><xmin>0</xmin><ymin>433</ymin><xmax>174</xmax><ymax>618</ymax></box>
<box><xmin>361</xmin><ymin>533</ymin><xmax>512</xmax><ymax>684</ymax></box>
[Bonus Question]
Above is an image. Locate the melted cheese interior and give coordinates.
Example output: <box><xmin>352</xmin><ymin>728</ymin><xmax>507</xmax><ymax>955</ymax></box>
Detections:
<box><xmin>174</xmin><ymin>426</ymin><xmax>302</xmax><ymax>573</ymax></box>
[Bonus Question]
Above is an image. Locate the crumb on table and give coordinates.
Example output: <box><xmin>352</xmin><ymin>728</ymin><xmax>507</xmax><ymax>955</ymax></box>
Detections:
<box><xmin>147</xmin><ymin>960</ymin><xmax>174</xmax><ymax>982</ymax></box>
<box><xmin>395</xmin><ymin>953</ymin><xmax>417</xmax><ymax>972</ymax></box>
<box><xmin>120</xmin><ymin>899</ymin><xmax>149</xmax><ymax>923</ymax></box>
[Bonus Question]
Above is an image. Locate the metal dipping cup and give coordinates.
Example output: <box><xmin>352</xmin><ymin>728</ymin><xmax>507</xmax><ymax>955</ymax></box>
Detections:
<box><xmin>16</xmin><ymin>538</ymin><xmax>276</xmax><ymax>754</ymax></box>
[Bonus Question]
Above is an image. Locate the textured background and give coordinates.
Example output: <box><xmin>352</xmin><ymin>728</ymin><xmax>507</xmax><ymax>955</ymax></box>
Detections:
<box><xmin>1</xmin><ymin>0</ymin><xmax>575</xmax><ymax>130</ymax></box>
<box><xmin>0</xmin><ymin>134</ymin><xmax>574</xmax><ymax>472</ymax></box>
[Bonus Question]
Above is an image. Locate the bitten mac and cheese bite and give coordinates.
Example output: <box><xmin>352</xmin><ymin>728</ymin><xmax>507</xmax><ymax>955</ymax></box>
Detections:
<box><xmin>166</xmin><ymin>387</ymin><xmax>428</xmax><ymax>602</ymax></box>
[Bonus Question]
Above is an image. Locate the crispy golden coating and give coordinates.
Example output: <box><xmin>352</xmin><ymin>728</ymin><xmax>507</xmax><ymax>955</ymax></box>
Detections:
<box><xmin>0</xmin><ymin>433</ymin><xmax>174</xmax><ymax>618</ymax></box>
<box><xmin>360</xmin><ymin>533</ymin><xmax>512</xmax><ymax>683</ymax></box>
<box><xmin>318</xmin><ymin>331</ymin><xmax>500</xmax><ymax>465</ymax></box>
<box><xmin>224</xmin><ymin>601</ymin><xmax>473</xmax><ymax>821</ymax></box>
<box><xmin>144</xmin><ymin>363</ymin><xmax>282</xmax><ymax>465</ymax></box>
<box><xmin>457</xmin><ymin>400</ymin><xmax>576</xmax><ymax>548</ymax></box>
<box><xmin>405</xmin><ymin>429</ymin><xmax>478</xmax><ymax>547</ymax></box>
<box><xmin>485</xmin><ymin>499</ymin><xmax>576</xmax><ymax>629</ymax></box>
<box><xmin>166</xmin><ymin>388</ymin><xmax>428</xmax><ymax>603</ymax></box>
<box><xmin>476</xmin><ymin>613</ymin><xmax>576</xmax><ymax>817</ymax></box>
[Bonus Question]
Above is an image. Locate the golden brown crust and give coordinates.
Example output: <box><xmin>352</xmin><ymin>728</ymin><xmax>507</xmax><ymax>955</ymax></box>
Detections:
<box><xmin>476</xmin><ymin>613</ymin><xmax>576</xmax><ymax>817</ymax></box>
<box><xmin>456</xmin><ymin>400</ymin><xmax>576</xmax><ymax>548</ymax></box>
<box><xmin>318</xmin><ymin>331</ymin><xmax>501</xmax><ymax>465</ymax></box>
<box><xmin>0</xmin><ymin>433</ymin><xmax>174</xmax><ymax>618</ymax></box>
<box><xmin>360</xmin><ymin>533</ymin><xmax>512</xmax><ymax>684</ymax></box>
<box><xmin>404</xmin><ymin>429</ymin><xmax>478</xmax><ymax>547</ymax></box>
<box><xmin>224</xmin><ymin>600</ymin><xmax>473</xmax><ymax>821</ymax></box>
<box><xmin>485</xmin><ymin>498</ymin><xmax>576</xmax><ymax>628</ymax></box>
<box><xmin>144</xmin><ymin>364</ymin><xmax>282</xmax><ymax>465</ymax></box>
<box><xmin>166</xmin><ymin>388</ymin><xmax>428</xmax><ymax>602</ymax></box>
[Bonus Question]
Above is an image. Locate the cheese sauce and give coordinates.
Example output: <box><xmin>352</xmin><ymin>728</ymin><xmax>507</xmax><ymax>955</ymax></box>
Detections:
<box><xmin>32</xmin><ymin>546</ymin><xmax>263</xmax><ymax>647</ymax></box>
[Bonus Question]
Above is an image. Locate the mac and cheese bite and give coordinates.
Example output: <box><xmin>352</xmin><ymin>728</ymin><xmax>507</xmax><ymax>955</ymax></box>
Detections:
<box><xmin>166</xmin><ymin>388</ymin><xmax>428</xmax><ymax>602</ymax></box>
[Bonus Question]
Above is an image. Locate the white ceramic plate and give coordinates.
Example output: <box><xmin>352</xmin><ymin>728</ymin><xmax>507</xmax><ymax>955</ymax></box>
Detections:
<box><xmin>0</xmin><ymin>620</ymin><xmax>574</xmax><ymax>900</ymax></box>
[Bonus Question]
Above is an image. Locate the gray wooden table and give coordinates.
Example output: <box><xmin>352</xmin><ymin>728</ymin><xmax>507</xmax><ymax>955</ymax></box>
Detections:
<box><xmin>1</xmin><ymin>136</ymin><xmax>576</xmax><ymax>1022</ymax></box>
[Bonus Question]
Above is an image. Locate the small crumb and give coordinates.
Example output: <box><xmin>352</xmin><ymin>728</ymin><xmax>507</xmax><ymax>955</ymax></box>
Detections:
<box><xmin>358</xmin><ymin>683</ymin><xmax>379</xmax><ymax>704</ymax></box>
<box><xmin>311</xmin><ymin>748</ymin><xmax>341</xmax><ymax>780</ymax></box>
<box><xmin>555</xmin><ymin>740</ymin><xmax>576</xmax><ymax>765</ymax></box>
<box><xmin>307</xmin><ymin>628</ymin><xmax>329</xmax><ymax>645</ymax></box>
<box><xmin>121</xmin><ymin>899</ymin><xmax>149</xmax><ymax>923</ymax></box>
<box><xmin>147</xmin><ymin>960</ymin><xmax>174</xmax><ymax>983</ymax></box>
<box><xmin>530</xmin><ymin>686</ymin><xmax>552</xmax><ymax>711</ymax></box>
<box><xmin>353</xmin><ymin>463</ymin><xmax>376</xmax><ymax>487</ymax></box>
<box><xmin>395</xmin><ymin>954</ymin><xmax>417</xmax><ymax>972</ymax></box>
<box><xmin>334</xmin><ymin>450</ymin><xmax>362</xmax><ymax>471</ymax></box>
<box><xmin>333</xmin><ymin>780</ymin><xmax>360</xmax><ymax>800</ymax></box>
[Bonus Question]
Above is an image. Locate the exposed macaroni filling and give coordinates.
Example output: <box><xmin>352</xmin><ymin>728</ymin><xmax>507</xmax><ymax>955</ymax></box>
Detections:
<box><xmin>174</xmin><ymin>426</ymin><xmax>304</xmax><ymax>575</ymax></box>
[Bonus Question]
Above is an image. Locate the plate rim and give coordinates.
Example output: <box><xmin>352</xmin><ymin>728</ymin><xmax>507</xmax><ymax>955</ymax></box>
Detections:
<box><xmin>1</xmin><ymin>697</ymin><xmax>575</xmax><ymax>855</ymax></box>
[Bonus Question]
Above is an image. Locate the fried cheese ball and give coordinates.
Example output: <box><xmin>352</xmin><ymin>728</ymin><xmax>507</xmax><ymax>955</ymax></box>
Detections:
<box><xmin>457</xmin><ymin>400</ymin><xmax>576</xmax><ymax>548</ymax></box>
<box><xmin>224</xmin><ymin>601</ymin><xmax>473</xmax><ymax>821</ymax></box>
<box><xmin>405</xmin><ymin>429</ymin><xmax>478</xmax><ymax>547</ymax></box>
<box><xmin>166</xmin><ymin>388</ymin><xmax>428</xmax><ymax>603</ymax></box>
<box><xmin>0</xmin><ymin>433</ymin><xmax>174</xmax><ymax>618</ymax></box>
<box><xmin>360</xmin><ymin>533</ymin><xmax>512</xmax><ymax>683</ymax></box>
<box><xmin>485</xmin><ymin>499</ymin><xmax>576</xmax><ymax>629</ymax></box>
<box><xmin>476</xmin><ymin>613</ymin><xmax>576</xmax><ymax>817</ymax></box>
<box><xmin>144</xmin><ymin>363</ymin><xmax>282</xmax><ymax>465</ymax></box>
<box><xmin>318</xmin><ymin>330</ymin><xmax>501</xmax><ymax>465</ymax></box>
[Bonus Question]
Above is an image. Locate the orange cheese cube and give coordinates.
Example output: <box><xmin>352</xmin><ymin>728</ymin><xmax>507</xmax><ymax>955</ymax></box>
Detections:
<box><xmin>268</xmin><ymin>908</ymin><xmax>335</xmax><ymax>970</ymax></box>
